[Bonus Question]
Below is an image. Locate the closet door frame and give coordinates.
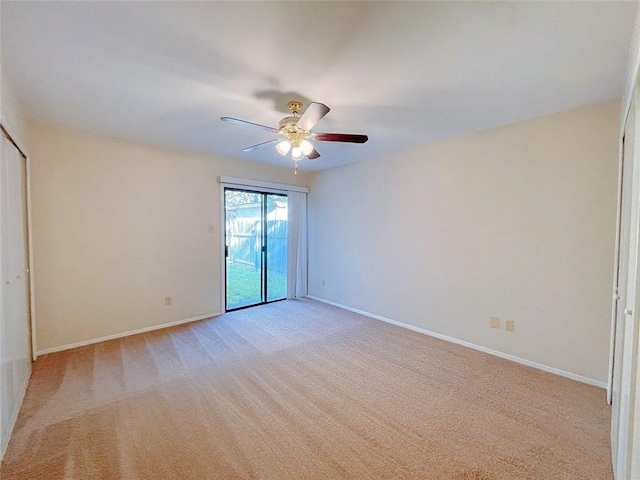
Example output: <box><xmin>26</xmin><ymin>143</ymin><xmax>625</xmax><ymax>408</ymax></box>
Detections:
<box><xmin>609</xmin><ymin>82</ymin><xmax>640</xmax><ymax>479</ymax></box>
<box><xmin>0</xmin><ymin>120</ymin><xmax>36</xmax><ymax>360</ymax></box>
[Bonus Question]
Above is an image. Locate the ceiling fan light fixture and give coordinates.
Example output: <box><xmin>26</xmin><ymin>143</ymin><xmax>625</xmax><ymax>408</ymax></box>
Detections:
<box><xmin>276</xmin><ymin>140</ymin><xmax>291</xmax><ymax>156</ymax></box>
<box><xmin>291</xmin><ymin>146</ymin><xmax>303</xmax><ymax>160</ymax></box>
<box><xmin>300</xmin><ymin>139</ymin><xmax>313</xmax><ymax>156</ymax></box>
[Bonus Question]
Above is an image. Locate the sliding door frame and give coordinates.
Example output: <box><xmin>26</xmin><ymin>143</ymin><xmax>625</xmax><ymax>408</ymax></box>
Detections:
<box><xmin>220</xmin><ymin>182</ymin><xmax>289</xmax><ymax>312</ymax></box>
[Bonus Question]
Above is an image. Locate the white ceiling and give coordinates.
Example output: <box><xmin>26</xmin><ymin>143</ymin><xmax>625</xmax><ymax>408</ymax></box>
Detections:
<box><xmin>1</xmin><ymin>1</ymin><xmax>636</xmax><ymax>172</ymax></box>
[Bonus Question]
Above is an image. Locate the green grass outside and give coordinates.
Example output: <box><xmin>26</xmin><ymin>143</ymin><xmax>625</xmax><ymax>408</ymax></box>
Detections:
<box><xmin>226</xmin><ymin>260</ymin><xmax>287</xmax><ymax>310</ymax></box>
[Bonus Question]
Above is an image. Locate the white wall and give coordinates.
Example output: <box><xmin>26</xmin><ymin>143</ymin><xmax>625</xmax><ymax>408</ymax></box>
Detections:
<box><xmin>308</xmin><ymin>100</ymin><xmax>620</xmax><ymax>384</ymax></box>
<box><xmin>28</xmin><ymin>123</ymin><xmax>308</xmax><ymax>352</ymax></box>
<box><xmin>622</xmin><ymin>3</ymin><xmax>640</xmax><ymax>130</ymax></box>
<box><xmin>0</xmin><ymin>76</ymin><xmax>28</xmax><ymax>147</ymax></box>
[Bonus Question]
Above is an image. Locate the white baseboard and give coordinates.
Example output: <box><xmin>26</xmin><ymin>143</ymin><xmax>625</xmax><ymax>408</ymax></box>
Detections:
<box><xmin>306</xmin><ymin>295</ymin><xmax>606</xmax><ymax>389</ymax></box>
<box><xmin>1</xmin><ymin>362</ymin><xmax>31</xmax><ymax>463</ymax></box>
<box><xmin>36</xmin><ymin>312</ymin><xmax>222</xmax><ymax>356</ymax></box>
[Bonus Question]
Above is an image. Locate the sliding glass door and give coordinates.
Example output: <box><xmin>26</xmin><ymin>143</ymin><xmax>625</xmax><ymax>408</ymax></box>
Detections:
<box><xmin>224</xmin><ymin>188</ymin><xmax>288</xmax><ymax>311</ymax></box>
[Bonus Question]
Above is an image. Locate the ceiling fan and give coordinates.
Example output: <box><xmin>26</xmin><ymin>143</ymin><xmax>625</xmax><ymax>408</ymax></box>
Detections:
<box><xmin>221</xmin><ymin>101</ymin><xmax>368</xmax><ymax>174</ymax></box>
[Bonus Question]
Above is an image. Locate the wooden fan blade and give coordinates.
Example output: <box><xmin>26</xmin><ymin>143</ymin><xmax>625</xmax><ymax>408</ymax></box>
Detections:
<box><xmin>242</xmin><ymin>139</ymin><xmax>278</xmax><ymax>152</ymax></box>
<box><xmin>296</xmin><ymin>102</ymin><xmax>330</xmax><ymax>131</ymax></box>
<box><xmin>314</xmin><ymin>133</ymin><xmax>368</xmax><ymax>144</ymax></box>
<box><xmin>306</xmin><ymin>148</ymin><xmax>320</xmax><ymax>160</ymax></box>
<box><xmin>220</xmin><ymin>117</ymin><xmax>278</xmax><ymax>133</ymax></box>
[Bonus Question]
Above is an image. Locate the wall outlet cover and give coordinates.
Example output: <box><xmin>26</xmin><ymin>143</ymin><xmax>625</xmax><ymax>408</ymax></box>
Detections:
<box><xmin>506</xmin><ymin>320</ymin><xmax>515</xmax><ymax>332</ymax></box>
<box><xmin>490</xmin><ymin>316</ymin><xmax>500</xmax><ymax>329</ymax></box>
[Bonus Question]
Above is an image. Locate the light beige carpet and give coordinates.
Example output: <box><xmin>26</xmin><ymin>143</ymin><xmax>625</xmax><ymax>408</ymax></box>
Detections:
<box><xmin>1</xmin><ymin>299</ymin><xmax>611</xmax><ymax>479</ymax></box>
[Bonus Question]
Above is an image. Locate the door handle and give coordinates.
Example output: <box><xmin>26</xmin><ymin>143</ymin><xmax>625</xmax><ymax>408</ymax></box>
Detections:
<box><xmin>625</xmin><ymin>308</ymin><xmax>633</xmax><ymax>315</ymax></box>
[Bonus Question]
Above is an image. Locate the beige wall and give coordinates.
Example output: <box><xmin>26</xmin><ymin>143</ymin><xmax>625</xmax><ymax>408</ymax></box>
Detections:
<box><xmin>308</xmin><ymin>100</ymin><xmax>620</xmax><ymax>384</ymax></box>
<box><xmin>28</xmin><ymin>123</ymin><xmax>308</xmax><ymax>351</ymax></box>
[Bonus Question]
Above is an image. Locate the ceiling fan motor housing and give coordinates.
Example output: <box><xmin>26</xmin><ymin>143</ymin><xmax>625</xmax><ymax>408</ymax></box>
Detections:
<box><xmin>278</xmin><ymin>116</ymin><xmax>308</xmax><ymax>147</ymax></box>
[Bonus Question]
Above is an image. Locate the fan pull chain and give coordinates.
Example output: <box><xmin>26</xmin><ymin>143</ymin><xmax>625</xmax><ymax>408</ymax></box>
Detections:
<box><xmin>294</xmin><ymin>161</ymin><xmax>299</xmax><ymax>176</ymax></box>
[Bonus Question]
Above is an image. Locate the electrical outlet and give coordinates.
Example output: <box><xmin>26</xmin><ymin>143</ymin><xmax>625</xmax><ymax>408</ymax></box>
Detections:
<box><xmin>165</xmin><ymin>296</ymin><xmax>172</xmax><ymax>306</ymax></box>
<box><xmin>321</xmin><ymin>279</ymin><xmax>326</xmax><ymax>287</ymax></box>
<box><xmin>490</xmin><ymin>316</ymin><xmax>500</xmax><ymax>329</ymax></box>
<box><xmin>505</xmin><ymin>320</ymin><xmax>515</xmax><ymax>332</ymax></box>
<box><xmin>208</xmin><ymin>225</ymin><xmax>215</xmax><ymax>233</ymax></box>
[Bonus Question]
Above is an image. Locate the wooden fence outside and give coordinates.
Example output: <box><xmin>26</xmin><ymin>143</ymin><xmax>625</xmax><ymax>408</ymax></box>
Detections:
<box><xmin>226</xmin><ymin>219</ymin><xmax>287</xmax><ymax>272</ymax></box>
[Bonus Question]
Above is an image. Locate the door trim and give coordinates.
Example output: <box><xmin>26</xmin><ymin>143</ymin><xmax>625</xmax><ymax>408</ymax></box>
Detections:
<box><xmin>609</xmin><ymin>130</ymin><xmax>625</xmax><ymax>405</ymax></box>
<box><xmin>218</xmin><ymin>176</ymin><xmax>308</xmax><ymax>193</ymax></box>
